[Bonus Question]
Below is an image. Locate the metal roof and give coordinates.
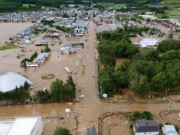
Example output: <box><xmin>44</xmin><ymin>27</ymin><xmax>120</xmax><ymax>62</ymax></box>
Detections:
<box><xmin>134</xmin><ymin>119</ymin><xmax>159</xmax><ymax>133</ymax></box>
<box><xmin>86</xmin><ymin>127</ymin><xmax>97</xmax><ymax>135</ymax></box>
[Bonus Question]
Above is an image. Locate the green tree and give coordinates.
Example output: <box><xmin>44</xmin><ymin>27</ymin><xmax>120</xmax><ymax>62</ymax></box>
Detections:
<box><xmin>54</xmin><ymin>127</ymin><xmax>72</xmax><ymax>135</ymax></box>
<box><xmin>113</xmin><ymin>70</ymin><xmax>128</xmax><ymax>87</ymax></box>
<box><xmin>51</xmin><ymin>79</ymin><xmax>64</xmax><ymax>102</ymax></box>
<box><xmin>43</xmin><ymin>45</ymin><xmax>51</xmax><ymax>52</ymax></box>
<box><xmin>36</xmin><ymin>90</ymin><xmax>50</xmax><ymax>103</ymax></box>
<box><xmin>24</xmin><ymin>81</ymin><xmax>29</xmax><ymax>90</ymax></box>
<box><xmin>130</xmin><ymin>75</ymin><xmax>150</xmax><ymax>98</ymax></box>
<box><xmin>151</xmin><ymin>72</ymin><xmax>167</xmax><ymax>92</ymax></box>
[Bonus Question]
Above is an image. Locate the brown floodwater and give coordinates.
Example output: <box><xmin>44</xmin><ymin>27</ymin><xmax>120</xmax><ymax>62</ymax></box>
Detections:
<box><xmin>0</xmin><ymin>103</ymin><xmax>74</xmax><ymax>118</ymax></box>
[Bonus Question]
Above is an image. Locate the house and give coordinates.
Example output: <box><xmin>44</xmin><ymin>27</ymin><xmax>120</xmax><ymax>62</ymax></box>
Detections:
<box><xmin>162</xmin><ymin>125</ymin><xmax>178</xmax><ymax>135</ymax></box>
<box><xmin>133</xmin><ymin>119</ymin><xmax>159</xmax><ymax>135</ymax></box>
<box><xmin>34</xmin><ymin>52</ymin><xmax>50</xmax><ymax>64</ymax></box>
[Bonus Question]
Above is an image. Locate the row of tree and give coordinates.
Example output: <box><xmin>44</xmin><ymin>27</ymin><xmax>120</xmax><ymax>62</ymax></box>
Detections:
<box><xmin>21</xmin><ymin>52</ymin><xmax>38</xmax><ymax>64</ymax></box>
<box><xmin>0</xmin><ymin>81</ymin><xmax>30</xmax><ymax>105</ymax></box>
<box><xmin>36</xmin><ymin>76</ymin><xmax>75</xmax><ymax>103</ymax></box>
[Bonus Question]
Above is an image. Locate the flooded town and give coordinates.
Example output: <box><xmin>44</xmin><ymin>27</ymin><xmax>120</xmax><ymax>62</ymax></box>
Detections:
<box><xmin>0</xmin><ymin>1</ymin><xmax>180</xmax><ymax>135</ymax></box>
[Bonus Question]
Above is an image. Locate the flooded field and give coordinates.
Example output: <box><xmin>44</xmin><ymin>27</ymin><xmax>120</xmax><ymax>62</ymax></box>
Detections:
<box><xmin>0</xmin><ymin>22</ymin><xmax>33</xmax><ymax>45</ymax></box>
<box><xmin>0</xmin><ymin>103</ymin><xmax>74</xmax><ymax>118</ymax></box>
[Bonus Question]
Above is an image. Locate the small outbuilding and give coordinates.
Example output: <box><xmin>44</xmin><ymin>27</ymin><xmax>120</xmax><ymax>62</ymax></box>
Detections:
<box><xmin>162</xmin><ymin>125</ymin><xmax>178</xmax><ymax>135</ymax></box>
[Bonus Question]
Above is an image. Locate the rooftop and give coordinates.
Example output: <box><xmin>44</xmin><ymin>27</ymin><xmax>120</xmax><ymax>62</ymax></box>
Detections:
<box><xmin>0</xmin><ymin>117</ymin><xmax>42</xmax><ymax>135</ymax></box>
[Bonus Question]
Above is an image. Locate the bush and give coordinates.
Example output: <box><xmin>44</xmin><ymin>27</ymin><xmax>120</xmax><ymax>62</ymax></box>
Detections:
<box><xmin>43</xmin><ymin>45</ymin><xmax>51</xmax><ymax>52</ymax></box>
<box><xmin>130</xmin><ymin>111</ymin><xmax>153</xmax><ymax>121</ymax></box>
<box><xmin>165</xmin><ymin>122</ymin><xmax>171</xmax><ymax>125</ymax></box>
<box><xmin>159</xmin><ymin>123</ymin><xmax>163</xmax><ymax>129</ymax></box>
<box><xmin>29</xmin><ymin>52</ymin><xmax>38</xmax><ymax>62</ymax></box>
<box><xmin>21</xmin><ymin>58</ymin><xmax>29</xmax><ymax>64</ymax></box>
<box><xmin>35</xmin><ymin>44</ymin><xmax>48</xmax><ymax>46</ymax></box>
<box><xmin>175</xmin><ymin>125</ymin><xmax>179</xmax><ymax>132</ymax></box>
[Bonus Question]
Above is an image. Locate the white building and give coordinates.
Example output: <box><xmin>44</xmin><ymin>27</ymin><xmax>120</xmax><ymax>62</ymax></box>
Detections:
<box><xmin>34</xmin><ymin>52</ymin><xmax>50</xmax><ymax>64</ymax></box>
<box><xmin>138</xmin><ymin>38</ymin><xmax>159</xmax><ymax>48</ymax></box>
<box><xmin>138</xmin><ymin>15</ymin><xmax>157</xmax><ymax>20</ymax></box>
<box><xmin>162</xmin><ymin>125</ymin><xmax>178</xmax><ymax>135</ymax></box>
<box><xmin>0</xmin><ymin>72</ymin><xmax>33</xmax><ymax>93</ymax></box>
<box><xmin>0</xmin><ymin>117</ymin><xmax>43</xmax><ymax>135</ymax></box>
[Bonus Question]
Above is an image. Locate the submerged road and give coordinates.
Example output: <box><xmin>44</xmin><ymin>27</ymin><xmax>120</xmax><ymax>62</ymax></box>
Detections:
<box><xmin>0</xmin><ymin>20</ymin><xmax>180</xmax><ymax>135</ymax></box>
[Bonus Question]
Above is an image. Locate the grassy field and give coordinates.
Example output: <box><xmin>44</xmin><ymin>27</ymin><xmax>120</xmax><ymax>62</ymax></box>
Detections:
<box><xmin>99</xmin><ymin>2</ymin><xmax>114</xmax><ymax>6</ymax></box>
<box><xmin>22</xmin><ymin>4</ymin><xmax>36</xmax><ymax>8</ymax></box>
<box><xmin>0</xmin><ymin>45</ymin><xmax>18</xmax><ymax>51</ymax></box>
<box><xmin>163</xmin><ymin>0</ymin><xmax>180</xmax><ymax>4</ymax></box>
<box><xmin>166</xmin><ymin>8</ymin><xmax>180</xmax><ymax>20</ymax></box>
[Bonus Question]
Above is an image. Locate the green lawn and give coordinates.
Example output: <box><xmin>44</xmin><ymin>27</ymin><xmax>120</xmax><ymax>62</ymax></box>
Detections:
<box><xmin>163</xmin><ymin>0</ymin><xmax>180</xmax><ymax>4</ymax></box>
<box><xmin>22</xmin><ymin>4</ymin><xmax>36</xmax><ymax>8</ymax></box>
<box><xmin>0</xmin><ymin>45</ymin><xmax>18</xmax><ymax>51</ymax></box>
<box><xmin>99</xmin><ymin>2</ymin><xmax>114</xmax><ymax>6</ymax></box>
<box><xmin>166</xmin><ymin>8</ymin><xmax>180</xmax><ymax>20</ymax></box>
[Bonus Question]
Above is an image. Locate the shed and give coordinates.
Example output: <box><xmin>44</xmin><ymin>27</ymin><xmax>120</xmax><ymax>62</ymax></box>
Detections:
<box><xmin>162</xmin><ymin>125</ymin><xmax>178</xmax><ymax>135</ymax></box>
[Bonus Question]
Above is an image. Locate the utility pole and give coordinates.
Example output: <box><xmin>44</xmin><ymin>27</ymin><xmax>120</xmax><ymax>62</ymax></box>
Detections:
<box><xmin>167</xmin><ymin>100</ymin><xmax>172</xmax><ymax>114</ymax></box>
<box><xmin>111</xmin><ymin>101</ymin><xmax>113</xmax><ymax>116</ymax></box>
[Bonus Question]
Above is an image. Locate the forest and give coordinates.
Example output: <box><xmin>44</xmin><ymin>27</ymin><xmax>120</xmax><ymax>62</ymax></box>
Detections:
<box><xmin>0</xmin><ymin>0</ymin><xmax>163</xmax><ymax>12</ymax></box>
<box><xmin>0</xmin><ymin>0</ymin><xmax>85</xmax><ymax>12</ymax></box>
<box><xmin>97</xmin><ymin>29</ymin><xmax>180</xmax><ymax>98</ymax></box>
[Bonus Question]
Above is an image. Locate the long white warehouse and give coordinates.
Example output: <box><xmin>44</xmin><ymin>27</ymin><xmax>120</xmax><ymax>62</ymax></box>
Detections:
<box><xmin>0</xmin><ymin>117</ymin><xmax>43</xmax><ymax>135</ymax></box>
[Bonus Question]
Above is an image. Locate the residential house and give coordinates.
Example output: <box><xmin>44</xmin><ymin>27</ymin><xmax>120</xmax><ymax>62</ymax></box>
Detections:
<box><xmin>133</xmin><ymin>119</ymin><xmax>159</xmax><ymax>135</ymax></box>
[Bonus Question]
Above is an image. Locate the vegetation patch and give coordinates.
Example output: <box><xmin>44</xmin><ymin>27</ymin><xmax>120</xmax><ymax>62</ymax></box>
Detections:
<box><xmin>36</xmin><ymin>76</ymin><xmax>75</xmax><ymax>103</ymax></box>
<box><xmin>0</xmin><ymin>45</ymin><xmax>18</xmax><ymax>51</ymax></box>
<box><xmin>97</xmin><ymin>26</ymin><xmax>180</xmax><ymax>99</ymax></box>
<box><xmin>22</xmin><ymin>4</ymin><xmax>36</xmax><ymax>8</ymax></box>
<box><xmin>33</xmin><ymin>28</ymin><xmax>46</xmax><ymax>35</ymax></box>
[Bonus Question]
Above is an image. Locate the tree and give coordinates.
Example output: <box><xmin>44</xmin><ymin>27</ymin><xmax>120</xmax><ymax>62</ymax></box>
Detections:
<box><xmin>43</xmin><ymin>45</ymin><xmax>51</xmax><ymax>52</ymax></box>
<box><xmin>113</xmin><ymin>70</ymin><xmax>128</xmax><ymax>88</ymax></box>
<box><xmin>36</xmin><ymin>90</ymin><xmax>50</xmax><ymax>103</ymax></box>
<box><xmin>151</xmin><ymin>72</ymin><xmax>167</xmax><ymax>92</ymax></box>
<box><xmin>66</xmin><ymin>76</ymin><xmax>75</xmax><ymax>98</ymax></box>
<box><xmin>130</xmin><ymin>75</ymin><xmax>150</xmax><ymax>98</ymax></box>
<box><xmin>24</xmin><ymin>81</ymin><xmax>29</xmax><ymax>90</ymax></box>
<box><xmin>54</xmin><ymin>127</ymin><xmax>72</xmax><ymax>135</ymax></box>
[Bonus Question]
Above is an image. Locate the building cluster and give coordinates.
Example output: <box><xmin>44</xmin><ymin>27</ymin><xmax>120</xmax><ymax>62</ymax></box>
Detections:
<box><xmin>0</xmin><ymin>11</ymin><xmax>61</xmax><ymax>22</ymax></box>
<box><xmin>155</xmin><ymin>19</ymin><xmax>180</xmax><ymax>29</ymax></box>
<box><xmin>134</xmin><ymin>119</ymin><xmax>178</xmax><ymax>135</ymax></box>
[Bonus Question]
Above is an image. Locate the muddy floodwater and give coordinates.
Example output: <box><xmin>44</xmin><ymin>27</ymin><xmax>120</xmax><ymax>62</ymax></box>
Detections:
<box><xmin>0</xmin><ymin>103</ymin><xmax>74</xmax><ymax>118</ymax></box>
